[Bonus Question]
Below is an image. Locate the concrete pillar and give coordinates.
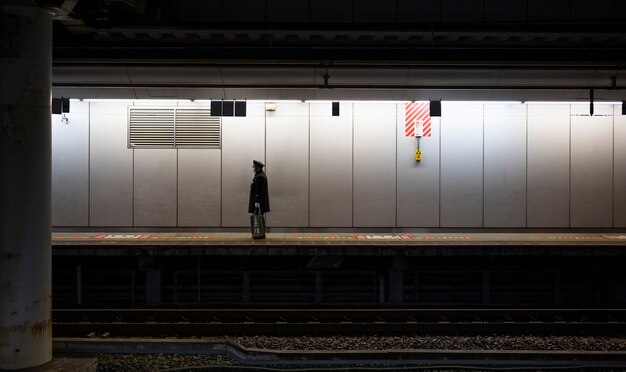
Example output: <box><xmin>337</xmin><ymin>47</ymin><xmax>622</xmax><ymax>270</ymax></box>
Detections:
<box><xmin>0</xmin><ymin>4</ymin><xmax>53</xmax><ymax>369</ymax></box>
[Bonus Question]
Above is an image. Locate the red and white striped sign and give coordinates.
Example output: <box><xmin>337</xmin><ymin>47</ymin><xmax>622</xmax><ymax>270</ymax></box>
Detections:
<box><xmin>405</xmin><ymin>102</ymin><xmax>431</xmax><ymax>137</ymax></box>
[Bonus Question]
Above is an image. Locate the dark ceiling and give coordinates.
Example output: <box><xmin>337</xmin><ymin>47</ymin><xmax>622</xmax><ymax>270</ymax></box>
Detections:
<box><xmin>29</xmin><ymin>0</ymin><xmax>626</xmax><ymax>100</ymax></box>
<box><xmin>46</xmin><ymin>0</ymin><xmax>626</xmax><ymax>67</ymax></box>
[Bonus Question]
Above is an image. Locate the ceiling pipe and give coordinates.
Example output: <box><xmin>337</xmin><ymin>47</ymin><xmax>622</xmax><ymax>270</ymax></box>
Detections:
<box><xmin>51</xmin><ymin>82</ymin><xmax>626</xmax><ymax>91</ymax></box>
<box><xmin>51</xmin><ymin>62</ymin><xmax>626</xmax><ymax>71</ymax></box>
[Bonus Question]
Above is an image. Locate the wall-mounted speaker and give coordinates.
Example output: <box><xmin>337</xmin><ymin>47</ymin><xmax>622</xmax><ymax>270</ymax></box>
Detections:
<box><xmin>212</xmin><ymin>100</ymin><xmax>247</xmax><ymax>117</ymax></box>
<box><xmin>430</xmin><ymin>100</ymin><xmax>441</xmax><ymax>117</ymax></box>
<box><xmin>332</xmin><ymin>101</ymin><xmax>339</xmax><ymax>116</ymax></box>
<box><xmin>235</xmin><ymin>101</ymin><xmax>247</xmax><ymax>117</ymax></box>
<box><xmin>52</xmin><ymin>98</ymin><xmax>62</xmax><ymax>114</ymax></box>
<box><xmin>222</xmin><ymin>100</ymin><xmax>234</xmax><ymax>116</ymax></box>
<box><xmin>622</xmin><ymin>101</ymin><xmax>626</xmax><ymax>115</ymax></box>
<box><xmin>52</xmin><ymin>97</ymin><xmax>70</xmax><ymax>114</ymax></box>
<box><xmin>210</xmin><ymin>100</ymin><xmax>222</xmax><ymax>116</ymax></box>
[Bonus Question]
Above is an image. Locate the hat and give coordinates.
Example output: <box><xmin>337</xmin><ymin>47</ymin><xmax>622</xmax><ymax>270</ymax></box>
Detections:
<box><xmin>252</xmin><ymin>160</ymin><xmax>265</xmax><ymax>168</ymax></box>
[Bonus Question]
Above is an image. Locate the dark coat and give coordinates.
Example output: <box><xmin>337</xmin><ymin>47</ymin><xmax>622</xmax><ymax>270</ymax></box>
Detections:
<box><xmin>248</xmin><ymin>171</ymin><xmax>270</xmax><ymax>214</ymax></box>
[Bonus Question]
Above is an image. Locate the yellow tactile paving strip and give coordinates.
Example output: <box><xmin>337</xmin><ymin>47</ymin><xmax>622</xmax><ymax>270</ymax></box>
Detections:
<box><xmin>52</xmin><ymin>232</ymin><xmax>626</xmax><ymax>246</ymax></box>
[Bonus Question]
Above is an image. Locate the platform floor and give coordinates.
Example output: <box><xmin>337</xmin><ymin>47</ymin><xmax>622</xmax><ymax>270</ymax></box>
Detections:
<box><xmin>53</xmin><ymin>231</ymin><xmax>626</xmax><ymax>246</ymax></box>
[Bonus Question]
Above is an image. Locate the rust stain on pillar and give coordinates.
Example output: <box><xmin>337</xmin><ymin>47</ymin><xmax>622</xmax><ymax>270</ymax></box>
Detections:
<box><xmin>31</xmin><ymin>318</ymin><xmax>52</xmax><ymax>338</ymax></box>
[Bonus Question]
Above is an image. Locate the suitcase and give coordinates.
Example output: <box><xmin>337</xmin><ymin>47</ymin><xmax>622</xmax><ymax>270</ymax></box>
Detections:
<box><xmin>250</xmin><ymin>207</ymin><xmax>266</xmax><ymax>239</ymax></box>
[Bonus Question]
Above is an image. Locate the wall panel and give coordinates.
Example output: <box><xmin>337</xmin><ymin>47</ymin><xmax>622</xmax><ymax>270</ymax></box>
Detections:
<box><xmin>221</xmin><ymin>102</ymin><xmax>265</xmax><ymax>226</ymax></box>
<box><xmin>177</xmin><ymin>101</ymin><xmax>222</xmax><ymax>226</ymax></box>
<box><xmin>134</xmin><ymin>149</ymin><xmax>177</xmax><ymax>226</ymax></box>
<box><xmin>440</xmin><ymin>103</ymin><xmax>483</xmax><ymax>227</ymax></box>
<box><xmin>89</xmin><ymin>101</ymin><xmax>134</xmax><ymax>226</ymax></box>
<box><xmin>353</xmin><ymin>103</ymin><xmax>396</xmax><ymax>227</ymax></box>
<box><xmin>52</xmin><ymin>100</ymin><xmax>89</xmax><ymax>226</ymax></box>
<box><xmin>396</xmin><ymin>104</ymin><xmax>440</xmax><ymax>227</ymax></box>
<box><xmin>310</xmin><ymin>102</ymin><xmax>352</xmax><ymax>227</ymax></box>
<box><xmin>615</xmin><ymin>106</ymin><xmax>626</xmax><ymax>227</ymax></box>
<box><xmin>266</xmin><ymin>103</ymin><xmax>309</xmax><ymax>227</ymax></box>
<box><xmin>527</xmin><ymin>105</ymin><xmax>570</xmax><ymax>227</ymax></box>
<box><xmin>570</xmin><ymin>112</ymin><xmax>613</xmax><ymax>227</ymax></box>
<box><xmin>483</xmin><ymin>104</ymin><xmax>526</xmax><ymax>227</ymax></box>
<box><xmin>54</xmin><ymin>100</ymin><xmax>622</xmax><ymax>229</ymax></box>
<box><xmin>178</xmin><ymin>149</ymin><xmax>221</xmax><ymax>226</ymax></box>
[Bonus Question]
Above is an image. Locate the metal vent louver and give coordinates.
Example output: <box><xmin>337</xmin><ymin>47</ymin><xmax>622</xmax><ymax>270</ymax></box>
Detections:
<box><xmin>175</xmin><ymin>108</ymin><xmax>220</xmax><ymax>147</ymax></box>
<box><xmin>129</xmin><ymin>107</ymin><xmax>175</xmax><ymax>147</ymax></box>
<box><xmin>128</xmin><ymin>107</ymin><xmax>220</xmax><ymax>148</ymax></box>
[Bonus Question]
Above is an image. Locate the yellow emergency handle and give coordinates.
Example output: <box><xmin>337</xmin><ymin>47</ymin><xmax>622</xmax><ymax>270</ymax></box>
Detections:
<box><xmin>415</xmin><ymin>149</ymin><xmax>422</xmax><ymax>161</ymax></box>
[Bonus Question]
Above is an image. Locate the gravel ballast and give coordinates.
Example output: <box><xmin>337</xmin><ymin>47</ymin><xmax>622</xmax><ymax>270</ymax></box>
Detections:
<box><xmin>95</xmin><ymin>335</ymin><xmax>626</xmax><ymax>371</ymax></box>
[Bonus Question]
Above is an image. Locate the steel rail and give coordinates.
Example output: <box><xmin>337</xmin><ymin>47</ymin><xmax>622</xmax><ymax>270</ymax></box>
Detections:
<box><xmin>52</xmin><ymin>308</ymin><xmax>626</xmax><ymax>337</ymax></box>
<box><xmin>53</xmin><ymin>308</ymin><xmax>626</xmax><ymax>322</ymax></box>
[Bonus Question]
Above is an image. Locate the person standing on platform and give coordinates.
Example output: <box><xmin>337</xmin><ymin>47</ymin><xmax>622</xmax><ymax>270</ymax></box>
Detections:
<box><xmin>249</xmin><ymin>160</ymin><xmax>270</xmax><ymax>238</ymax></box>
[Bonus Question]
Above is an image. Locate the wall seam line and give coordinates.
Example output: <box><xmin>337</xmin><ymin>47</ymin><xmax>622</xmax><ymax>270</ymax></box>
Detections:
<box><xmin>525</xmin><ymin>103</ymin><xmax>528</xmax><ymax>228</ymax></box>
<box><xmin>395</xmin><ymin>103</ymin><xmax>398</xmax><ymax>228</ymax></box>
<box><xmin>438</xmin><ymin>108</ymin><xmax>442</xmax><ymax>228</ymax></box>
<box><xmin>87</xmin><ymin>102</ymin><xmax>91</xmax><ymax>227</ymax></box>
<box><xmin>613</xmin><ymin>106</ymin><xmax>616</xmax><ymax>227</ymax></box>
<box><xmin>132</xmin><ymin>102</ymin><xmax>135</xmax><ymax>228</ymax></box>
<box><xmin>176</xmin><ymin>148</ymin><xmax>179</xmax><ymax>227</ymax></box>
<box><xmin>220</xmin><ymin>115</ymin><xmax>223</xmax><ymax>227</ymax></box>
<box><xmin>265</xmin><ymin>104</ymin><xmax>268</xmax><ymax>228</ymax></box>
<box><xmin>352</xmin><ymin>103</ymin><xmax>355</xmax><ymax>228</ymax></box>
<box><xmin>482</xmin><ymin>104</ymin><xmax>485</xmax><ymax>228</ymax></box>
<box><xmin>308</xmin><ymin>103</ymin><xmax>311</xmax><ymax>228</ymax></box>
<box><xmin>568</xmin><ymin>104</ymin><xmax>572</xmax><ymax>228</ymax></box>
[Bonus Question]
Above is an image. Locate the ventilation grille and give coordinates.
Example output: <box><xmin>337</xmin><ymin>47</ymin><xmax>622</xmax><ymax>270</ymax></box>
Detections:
<box><xmin>129</xmin><ymin>107</ymin><xmax>220</xmax><ymax>148</ymax></box>
<box><xmin>175</xmin><ymin>108</ymin><xmax>220</xmax><ymax>147</ymax></box>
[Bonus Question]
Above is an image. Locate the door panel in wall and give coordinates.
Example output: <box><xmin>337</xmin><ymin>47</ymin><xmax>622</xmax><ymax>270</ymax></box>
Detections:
<box><xmin>178</xmin><ymin>149</ymin><xmax>221</xmax><ymax>226</ymax></box>
<box><xmin>483</xmin><ymin>104</ymin><xmax>526</xmax><ymax>227</ymax></box>
<box><xmin>440</xmin><ymin>103</ymin><xmax>483</xmax><ymax>227</ymax></box>
<box><xmin>265</xmin><ymin>103</ymin><xmax>309</xmax><ymax>227</ymax></box>
<box><xmin>221</xmin><ymin>102</ymin><xmax>265</xmax><ymax>226</ymax></box>
<box><xmin>52</xmin><ymin>100</ymin><xmax>89</xmax><ymax>226</ymax></box>
<box><xmin>89</xmin><ymin>101</ymin><xmax>134</xmax><ymax>226</ymax></box>
<box><xmin>527</xmin><ymin>105</ymin><xmax>570</xmax><ymax>227</ymax></box>
<box><xmin>396</xmin><ymin>103</ymin><xmax>440</xmax><ymax>227</ymax></box>
<box><xmin>134</xmin><ymin>149</ymin><xmax>177</xmax><ymax>226</ymax></box>
<box><xmin>615</xmin><ymin>105</ymin><xmax>626</xmax><ymax>227</ymax></box>
<box><xmin>310</xmin><ymin>102</ymin><xmax>352</xmax><ymax>227</ymax></box>
<box><xmin>353</xmin><ymin>103</ymin><xmax>396</xmax><ymax>227</ymax></box>
<box><xmin>571</xmin><ymin>111</ymin><xmax>613</xmax><ymax>227</ymax></box>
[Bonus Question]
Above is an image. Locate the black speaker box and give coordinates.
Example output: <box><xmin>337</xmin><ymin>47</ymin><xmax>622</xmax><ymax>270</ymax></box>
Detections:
<box><xmin>235</xmin><ymin>101</ymin><xmax>247</xmax><ymax>117</ymax></box>
<box><xmin>210</xmin><ymin>100</ymin><xmax>222</xmax><ymax>116</ymax></box>
<box><xmin>332</xmin><ymin>101</ymin><xmax>340</xmax><ymax>116</ymax></box>
<box><xmin>430</xmin><ymin>100</ymin><xmax>441</xmax><ymax>117</ymax></box>
<box><xmin>62</xmin><ymin>97</ymin><xmax>70</xmax><ymax>113</ymax></box>
<box><xmin>52</xmin><ymin>98</ymin><xmax>62</xmax><ymax>114</ymax></box>
<box><xmin>222</xmin><ymin>100</ymin><xmax>234</xmax><ymax>116</ymax></box>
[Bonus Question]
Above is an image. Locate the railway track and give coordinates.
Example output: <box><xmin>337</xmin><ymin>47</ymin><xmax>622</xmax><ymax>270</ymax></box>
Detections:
<box><xmin>54</xmin><ymin>338</ymin><xmax>626</xmax><ymax>369</ymax></box>
<box><xmin>53</xmin><ymin>308</ymin><xmax>626</xmax><ymax>337</ymax></box>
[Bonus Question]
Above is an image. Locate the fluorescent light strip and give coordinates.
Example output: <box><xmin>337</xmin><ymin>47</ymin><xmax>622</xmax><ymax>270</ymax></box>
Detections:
<box><xmin>80</xmin><ymin>99</ymin><xmax>135</xmax><ymax>102</ymax></box>
<box><xmin>524</xmin><ymin>101</ymin><xmax>622</xmax><ymax>105</ymax></box>
<box><xmin>76</xmin><ymin>99</ymin><xmax>624</xmax><ymax>105</ymax></box>
<box><xmin>443</xmin><ymin>101</ymin><xmax>522</xmax><ymax>105</ymax></box>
